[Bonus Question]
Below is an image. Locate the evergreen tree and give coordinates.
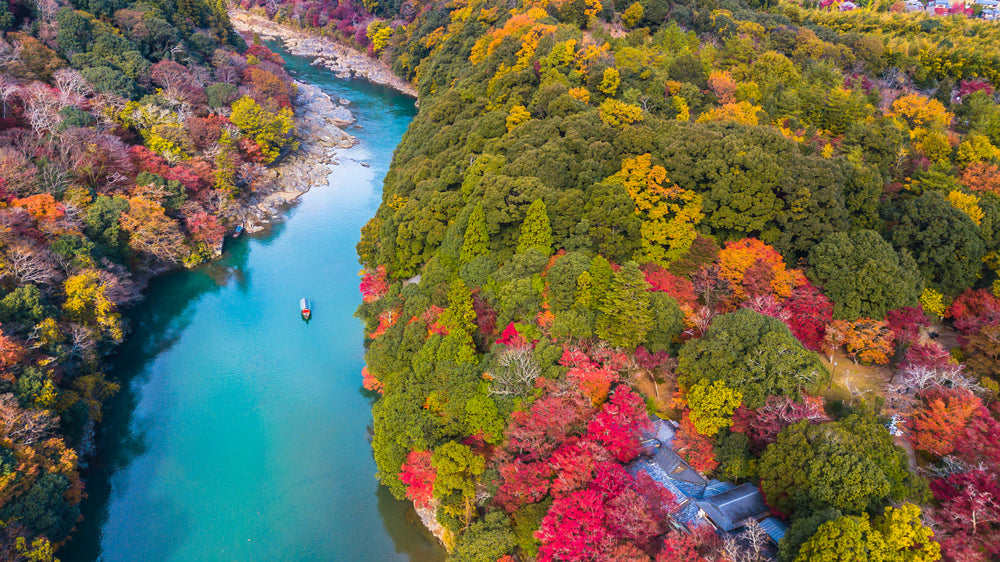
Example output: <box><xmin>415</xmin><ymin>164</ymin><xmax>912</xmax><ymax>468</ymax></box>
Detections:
<box><xmin>678</xmin><ymin>309</ymin><xmax>829</xmax><ymax>408</ymax></box>
<box><xmin>460</xmin><ymin>203</ymin><xmax>489</xmax><ymax>264</ymax></box>
<box><xmin>516</xmin><ymin>200</ymin><xmax>553</xmax><ymax>255</ymax></box>
<box><xmin>443</xmin><ymin>278</ymin><xmax>476</xmax><ymax>334</ymax></box>
<box><xmin>588</xmin><ymin>256</ymin><xmax>615</xmax><ymax>311</ymax></box>
<box><xmin>807</xmin><ymin>229</ymin><xmax>923</xmax><ymax>320</ymax></box>
<box><xmin>892</xmin><ymin>191</ymin><xmax>986</xmax><ymax>296</ymax></box>
<box><xmin>596</xmin><ymin>261</ymin><xmax>653</xmax><ymax>349</ymax></box>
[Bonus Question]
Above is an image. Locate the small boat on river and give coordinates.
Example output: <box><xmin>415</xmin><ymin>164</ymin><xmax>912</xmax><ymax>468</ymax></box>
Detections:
<box><xmin>233</xmin><ymin>224</ymin><xmax>244</xmax><ymax>238</ymax></box>
<box><xmin>300</xmin><ymin>298</ymin><xmax>312</xmax><ymax>320</ymax></box>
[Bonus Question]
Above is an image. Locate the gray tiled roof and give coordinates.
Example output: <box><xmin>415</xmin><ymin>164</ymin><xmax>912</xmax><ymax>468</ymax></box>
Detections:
<box><xmin>694</xmin><ymin>483</ymin><xmax>771</xmax><ymax>532</ymax></box>
<box><xmin>651</xmin><ymin>447</ymin><xmax>708</xmax><ymax>488</ymax></box>
<box><xmin>759</xmin><ymin>516</ymin><xmax>788</xmax><ymax>544</ymax></box>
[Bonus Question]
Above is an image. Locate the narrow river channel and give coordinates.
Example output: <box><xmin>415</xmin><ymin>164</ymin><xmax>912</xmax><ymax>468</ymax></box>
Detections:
<box><xmin>61</xmin><ymin>44</ymin><xmax>445</xmax><ymax>562</ymax></box>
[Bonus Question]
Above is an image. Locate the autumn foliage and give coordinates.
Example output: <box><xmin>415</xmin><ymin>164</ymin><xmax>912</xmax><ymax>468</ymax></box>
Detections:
<box><xmin>781</xmin><ymin>281</ymin><xmax>835</xmax><ymax>351</ymax></box>
<box><xmin>830</xmin><ymin>318</ymin><xmax>895</xmax><ymax>364</ymax></box>
<box><xmin>907</xmin><ymin>387</ymin><xmax>982</xmax><ymax>457</ymax></box>
<box><xmin>398</xmin><ymin>450</ymin><xmax>436</xmax><ymax>509</ymax></box>
<box><xmin>716</xmin><ymin>238</ymin><xmax>802</xmax><ymax>302</ymax></box>
<box><xmin>930</xmin><ymin>470</ymin><xmax>1000</xmax><ymax>562</ymax></box>
<box><xmin>360</xmin><ymin>266</ymin><xmax>390</xmax><ymax>303</ymax></box>
<box><xmin>672</xmin><ymin>412</ymin><xmax>718</xmax><ymax>473</ymax></box>
<box><xmin>731</xmin><ymin>394</ymin><xmax>830</xmax><ymax>453</ymax></box>
<box><xmin>948</xmin><ymin>288</ymin><xmax>1000</xmax><ymax>336</ymax></box>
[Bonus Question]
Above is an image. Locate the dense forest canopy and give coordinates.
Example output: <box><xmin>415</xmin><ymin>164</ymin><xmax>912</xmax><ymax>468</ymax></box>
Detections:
<box><xmin>1</xmin><ymin>0</ymin><xmax>999</xmax><ymax>555</ymax></box>
<box><xmin>0</xmin><ymin>0</ymin><xmax>299</xmax><ymax>555</ymax></box>
<box><xmin>255</xmin><ymin>0</ymin><xmax>1000</xmax><ymax>558</ymax></box>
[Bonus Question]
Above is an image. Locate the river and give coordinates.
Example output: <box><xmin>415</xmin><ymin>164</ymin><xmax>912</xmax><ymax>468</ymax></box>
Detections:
<box><xmin>61</xmin><ymin>44</ymin><xmax>445</xmax><ymax>562</ymax></box>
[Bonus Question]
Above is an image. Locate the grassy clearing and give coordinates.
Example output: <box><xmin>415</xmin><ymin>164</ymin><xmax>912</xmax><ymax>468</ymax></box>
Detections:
<box><xmin>819</xmin><ymin>350</ymin><xmax>893</xmax><ymax>405</ymax></box>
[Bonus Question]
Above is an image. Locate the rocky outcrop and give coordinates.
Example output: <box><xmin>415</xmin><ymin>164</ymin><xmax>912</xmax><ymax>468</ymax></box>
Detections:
<box><xmin>225</xmin><ymin>80</ymin><xmax>358</xmax><ymax>233</ymax></box>
<box><xmin>415</xmin><ymin>502</ymin><xmax>456</xmax><ymax>552</ymax></box>
<box><xmin>230</xmin><ymin>10</ymin><xmax>419</xmax><ymax>98</ymax></box>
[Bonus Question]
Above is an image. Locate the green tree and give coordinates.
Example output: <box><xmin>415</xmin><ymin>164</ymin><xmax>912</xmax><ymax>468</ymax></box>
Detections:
<box><xmin>678</xmin><ymin>309</ymin><xmax>828</xmax><ymax>408</ymax></box>
<box><xmin>56</xmin><ymin>8</ymin><xmax>93</xmax><ymax>55</ymax></box>
<box><xmin>585</xmin><ymin>256</ymin><xmax>615</xmax><ymax>311</ymax></box>
<box><xmin>892</xmin><ymin>191</ymin><xmax>986</xmax><ymax>296</ymax></box>
<box><xmin>794</xmin><ymin>504</ymin><xmax>940</xmax><ymax>562</ymax></box>
<box><xmin>460</xmin><ymin>203</ymin><xmax>489</xmax><ymax>264</ymax></box>
<box><xmin>516</xmin><ymin>199</ymin><xmax>553</xmax><ymax>255</ymax></box>
<box><xmin>464</xmin><ymin>383</ymin><xmax>505</xmax><ymax>445</ymax></box>
<box><xmin>0</xmin><ymin>472</ymin><xmax>79</xmax><ymax>541</ymax></box>
<box><xmin>206</xmin><ymin>83</ymin><xmax>238</xmax><ymax>107</ymax></box>
<box><xmin>713</xmin><ymin>430</ymin><xmax>756</xmax><ymax>481</ymax></box>
<box><xmin>584</xmin><ymin>182</ymin><xmax>641</xmax><ymax>263</ymax></box>
<box><xmin>546</xmin><ymin>252</ymin><xmax>591</xmax><ymax>312</ymax></box>
<box><xmin>451</xmin><ymin>511</ymin><xmax>518</xmax><ymax>562</ymax></box>
<box><xmin>657</xmin><ymin>123</ymin><xmax>847</xmax><ymax>257</ymax></box>
<box><xmin>596</xmin><ymin>261</ymin><xmax>653</xmax><ymax>349</ymax></box>
<box><xmin>442</xmin><ymin>279</ymin><xmax>476</xmax><ymax>335</ymax></box>
<box><xmin>432</xmin><ymin>441</ymin><xmax>485</xmax><ymax>526</ymax></box>
<box><xmin>759</xmin><ymin>415</ymin><xmax>919</xmax><ymax>518</ymax></box>
<box><xmin>0</xmin><ymin>1</ymin><xmax>14</xmax><ymax>30</ymax></box>
<box><xmin>644</xmin><ymin>292</ymin><xmax>684</xmax><ymax>353</ymax></box>
<box><xmin>84</xmin><ymin>195</ymin><xmax>130</xmax><ymax>261</ymax></box>
<box><xmin>808</xmin><ymin>230</ymin><xmax>923</xmax><ymax>320</ymax></box>
<box><xmin>0</xmin><ymin>285</ymin><xmax>55</xmax><ymax>330</ymax></box>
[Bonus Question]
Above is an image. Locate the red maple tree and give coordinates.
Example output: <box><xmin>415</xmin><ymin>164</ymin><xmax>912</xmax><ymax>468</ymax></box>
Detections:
<box><xmin>731</xmin><ymin>394</ymin><xmax>830</xmax><ymax>453</ymax></box>
<box><xmin>781</xmin><ymin>281</ymin><xmax>834</xmax><ymax>351</ymax></box>
<box><xmin>536</xmin><ymin>488</ymin><xmax>608</xmax><ymax>562</ymax></box>
<box><xmin>886</xmin><ymin>306</ymin><xmax>930</xmax><ymax>345</ymax></box>
<box><xmin>907</xmin><ymin>387</ymin><xmax>982</xmax><ymax>457</ymax></box>
<box><xmin>360</xmin><ymin>266</ymin><xmax>389</xmax><ymax>303</ymax></box>
<box><xmin>398</xmin><ymin>450</ymin><xmax>436</xmax><ymax>509</ymax></box>
<box><xmin>931</xmin><ymin>470</ymin><xmax>1000</xmax><ymax>562</ymax></box>
<box><xmin>949</xmin><ymin>289</ymin><xmax>1000</xmax><ymax>337</ymax></box>
<box><xmin>495</xmin><ymin>458</ymin><xmax>553</xmax><ymax>512</ymax></box>
<box><xmin>586</xmin><ymin>387</ymin><xmax>652</xmax><ymax>463</ymax></box>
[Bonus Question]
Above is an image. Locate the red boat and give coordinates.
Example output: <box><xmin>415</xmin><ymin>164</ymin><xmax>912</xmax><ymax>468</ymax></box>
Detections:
<box><xmin>300</xmin><ymin>298</ymin><xmax>312</xmax><ymax>320</ymax></box>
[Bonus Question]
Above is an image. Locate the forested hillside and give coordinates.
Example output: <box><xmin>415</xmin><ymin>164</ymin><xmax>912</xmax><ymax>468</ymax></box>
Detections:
<box><xmin>253</xmin><ymin>0</ymin><xmax>1000</xmax><ymax>559</ymax></box>
<box><xmin>294</xmin><ymin>0</ymin><xmax>1000</xmax><ymax>558</ymax></box>
<box><xmin>0</xmin><ymin>0</ymin><xmax>297</xmax><ymax>555</ymax></box>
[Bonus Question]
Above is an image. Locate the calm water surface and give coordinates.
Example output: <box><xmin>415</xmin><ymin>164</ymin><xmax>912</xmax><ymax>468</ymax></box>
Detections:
<box><xmin>62</xmin><ymin>44</ymin><xmax>445</xmax><ymax>562</ymax></box>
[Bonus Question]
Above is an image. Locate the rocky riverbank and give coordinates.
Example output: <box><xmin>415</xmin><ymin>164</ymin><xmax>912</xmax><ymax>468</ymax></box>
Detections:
<box><xmin>230</xmin><ymin>10</ymin><xmax>418</xmax><ymax>98</ymax></box>
<box><xmin>226</xmin><ymin>80</ymin><xmax>358</xmax><ymax>234</ymax></box>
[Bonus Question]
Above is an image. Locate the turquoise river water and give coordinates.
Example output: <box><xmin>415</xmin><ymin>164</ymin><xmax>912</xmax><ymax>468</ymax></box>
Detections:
<box><xmin>61</xmin><ymin>44</ymin><xmax>446</xmax><ymax>562</ymax></box>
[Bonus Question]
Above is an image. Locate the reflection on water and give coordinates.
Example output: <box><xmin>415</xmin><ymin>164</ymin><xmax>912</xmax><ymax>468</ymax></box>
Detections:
<box><xmin>61</xmin><ymin>42</ymin><xmax>444</xmax><ymax>562</ymax></box>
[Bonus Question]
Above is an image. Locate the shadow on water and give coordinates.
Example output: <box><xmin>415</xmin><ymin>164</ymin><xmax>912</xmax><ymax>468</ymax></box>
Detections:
<box><xmin>376</xmin><ymin>487</ymin><xmax>449</xmax><ymax>562</ymax></box>
<box><xmin>61</xmin><ymin>239</ymin><xmax>253</xmax><ymax>562</ymax></box>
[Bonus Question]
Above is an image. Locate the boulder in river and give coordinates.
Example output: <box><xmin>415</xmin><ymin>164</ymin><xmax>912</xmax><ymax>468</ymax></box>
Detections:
<box><xmin>330</xmin><ymin>105</ymin><xmax>354</xmax><ymax>126</ymax></box>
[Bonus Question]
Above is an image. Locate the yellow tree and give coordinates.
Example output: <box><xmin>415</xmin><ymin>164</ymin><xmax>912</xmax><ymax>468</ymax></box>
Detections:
<box><xmin>63</xmin><ymin>271</ymin><xmax>124</xmax><ymax>342</ymax></box>
<box><xmin>686</xmin><ymin>379</ymin><xmax>742</xmax><ymax>436</ymax></box>
<box><xmin>598</xmin><ymin>67</ymin><xmax>620</xmax><ymax>96</ymax></box>
<box><xmin>889</xmin><ymin>93</ymin><xmax>952</xmax><ymax>141</ymax></box>
<box><xmin>696</xmin><ymin>101</ymin><xmax>762</xmax><ymax>126</ymax></box>
<box><xmin>608</xmin><ymin>154</ymin><xmax>703</xmax><ymax>265</ymax></box>
<box><xmin>229</xmin><ymin>96</ymin><xmax>295</xmax><ymax>163</ymax></box>
<box><xmin>506</xmin><ymin>105</ymin><xmax>530</xmax><ymax>132</ymax></box>
<box><xmin>120</xmin><ymin>196</ymin><xmax>186</xmax><ymax>263</ymax></box>
<box><xmin>598</xmin><ymin>99</ymin><xmax>643</xmax><ymax>127</ymax></box>
<box><xmin>946</xmin><ymin>190</ymin><xmax>984</xmax><ymax>225</ymax></box>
